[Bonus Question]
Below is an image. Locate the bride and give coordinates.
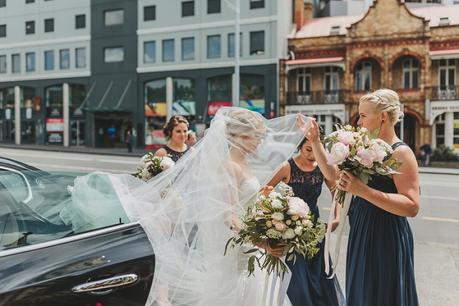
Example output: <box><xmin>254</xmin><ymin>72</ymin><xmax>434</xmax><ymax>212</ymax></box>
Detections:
<box><xmin>103</xmin><ymin>108</ymin><xmax>311</xmax><ymax>305</ymax></box>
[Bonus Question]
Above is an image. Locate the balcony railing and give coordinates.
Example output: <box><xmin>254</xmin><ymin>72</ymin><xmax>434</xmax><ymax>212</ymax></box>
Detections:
<box><xmin>430</xmin><ymin>86</ymin><xmax>459</xmax><ymax>101</ymax></box>
<box><xmin>286</xmin><ymin>90</ymin><xmax>344</xmax><ymax>105</ymax></box>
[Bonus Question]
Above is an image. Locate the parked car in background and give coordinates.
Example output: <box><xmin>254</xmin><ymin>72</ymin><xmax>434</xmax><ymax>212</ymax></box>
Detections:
<box><xmin>0</xmin><ymin>157</ymin><xmax>155</xmax><ymax>306</ymax></box>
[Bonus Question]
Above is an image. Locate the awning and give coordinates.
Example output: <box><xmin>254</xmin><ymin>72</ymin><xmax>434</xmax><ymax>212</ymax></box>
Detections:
<box><xmin>429</xmin><ymin>49</ymin><xmax>459</xmax><ymax>60</ymax></box>
<box><xmin>286</xmin><ymin>57</ymin><xmax>345</xmax><ymax>71</ymax></box>
<box><xmin>84</xmin><ymin>80</ymin><xmax>132</xmax><ymax>113</ymax></box>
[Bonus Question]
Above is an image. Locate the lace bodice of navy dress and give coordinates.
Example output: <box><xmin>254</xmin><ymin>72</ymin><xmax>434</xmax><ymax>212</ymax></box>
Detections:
<box><xmin>287</xmin><ymin>158</ymin><xmax>323</xmax><ymax>218</ymax></box>
<box><xmin>164</xmin><ymin>145</ymin><xmax>189</xmax><ymax>163</ymax></box>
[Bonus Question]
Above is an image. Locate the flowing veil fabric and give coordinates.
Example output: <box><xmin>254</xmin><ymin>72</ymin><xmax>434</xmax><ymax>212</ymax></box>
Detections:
<box><xmin>94</xmin><ymin>108</ymin><xmax>311</xmax><ymax>306</ymax></box>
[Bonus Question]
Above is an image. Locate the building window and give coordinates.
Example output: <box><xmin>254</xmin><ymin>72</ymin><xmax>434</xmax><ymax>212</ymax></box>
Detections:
<box><xmin>324</xmin><ymin>66</ymin><xmax>340</xmax><ymax>92</ymax></box>
<box><xmin>181</xmin><ymin>37</ymin><xmax>195</xmax><ymax>60</ymax></box>
<box><xmin>250</xmin><ymin>0</ymin><xmax>264</xmax><ymax>9</ymax></box>
<box><xmin>75</xmin><ymin>14</ymin><xmax>86</xmax><ymax>29</ymax></box>
<box><xmin>144</xmin><ymin>5</ymin><xmax>156</xmax><ymax>21</ymax></box>
<box><xmin>104</xmin><ymin>47</ymin><xmax>124</xmax><ymax>63</ymax></box>
<box><xmin>26</xmin><ymin>0</ymin><xmax>35</xmax><ymax>3</ymax></box>
<box><xmin>162</xmin><ymin>39</ymin><xmax>175</xmax><ymax>62</ymax></box>
<box><xmin>75</xmin><ymin>47</ymin><xmax>86</xmax><ymax>68</ymax></box>
<box><xmin>0</xmin><ymin>55</ymin><xmax>6</xmax><ymax>73</ymax></box>
<box><xmin>439</xmin><ymin>59</ymin><xmax>456</xmax><ymax>90</ymax></box>
<box><xmin>208</xmin><ymin>0</ymin><xmax>221</xmax><ymax>14</ymax></box>
<box><xmin>207</xmin><ymin>35</ymin><xmax>221</xmax><ymax>59</ymax></box>
<box><xmin>402</xmin><ymin>58</ymin><xmax>419</xmax><ymax>89</ymax></box>
<box><xmin>250</xmin><ymin>31</ymin><xmax>264</xmax><ymax>55</ymax></box>
<box><xmin>44</xmin><ymin>50</ymin><xmax>54</xmax><ymax>70</ymax></box>
<box><xmin>44</xmin><ymin>18</ymin><xmax>54</xmax><ymax>32</ymax></box>
<box><xmin>182</xmin><ymin>1</ymin><xmax>194</xmax><ymax>17</ymax></box>
<box><xmin>0</xmin><ymin>25</ymin><xmax>6</xmax><ymax>38</ymax></box>
<box><xmin>26</xmin><ymin>21</ymin><xmax>35</xmax><ymax>35</ymax></box>
<box><xmin>228</xmin><ymin>33</ymin><xmax>242</xmax><ymax>58</ymax></box>
<box><xmin>12</xmin><ymin>54</ymin><xmax>20</xmax><ymax>73</ymax></box>
<box><xmin>60</xmin><ymin>49</ymin><xmax>70</xmax><ymax>70</ymax></box>
<box><xmin>144</xmin><ymin>41</ymin><xmax>156</xmax><ymax>63</ymax></box>
<box><xmin>0</xmin><ymin>0</ymin><xmax>5</xmax><ymax>7</ymax></box>
<box><xmin>355</xmin><ymin>61</ymin><xmax>372</xmax><ymax>91</ymax></box>
<box><xmin>434</xmin><ymin>114</ymin><xmax>445</xmax><ymax>146</ymax></box>
<box><xmin>104</xmin><ymin>9</ymin><xmax>124</xmax><ymax>26</ymax></box>
<box><xmin>26</xmin><ymin>52</ymin><xmax>35</xmax><ymax>72</ymax></box>
<box><xmin>297</xmin><ymin>68</ymin><xmax>311</xmax><ymax>94</ymax></box>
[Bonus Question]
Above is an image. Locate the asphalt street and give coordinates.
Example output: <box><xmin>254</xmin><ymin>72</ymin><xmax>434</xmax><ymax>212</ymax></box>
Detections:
<box><xmin>1</xmin><ymin>148</ymin><xmax>458</xmax><ymax>306</ymax></box>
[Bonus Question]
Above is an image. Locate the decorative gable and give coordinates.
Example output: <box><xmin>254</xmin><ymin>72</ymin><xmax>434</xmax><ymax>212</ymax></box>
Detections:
<box><xmin>347</xmin><ymin>0</ymin><xmax>429</xmax><ymax>39</ymax></box>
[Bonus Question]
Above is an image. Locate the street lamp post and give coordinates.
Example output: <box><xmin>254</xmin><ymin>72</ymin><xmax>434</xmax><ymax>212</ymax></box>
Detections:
<box><xmin>224</xmin><ymin>0</ymin><xmax>240</xmax><ymax>107</ymax></box>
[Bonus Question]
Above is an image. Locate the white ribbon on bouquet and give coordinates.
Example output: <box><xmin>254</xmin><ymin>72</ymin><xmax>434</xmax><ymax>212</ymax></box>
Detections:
<box><xmin>261</xmin><ymin>257</ymin><xmax>292</xmax><ymax>306</ymax></box>
<box><xmin>324</xmin><ymin>191</ymin><xmax>353</xmax><ymax>277</ymax></box>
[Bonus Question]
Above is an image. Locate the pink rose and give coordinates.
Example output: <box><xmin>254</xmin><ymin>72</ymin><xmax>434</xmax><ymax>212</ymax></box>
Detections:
<box><xmin>327</xmin><ymin>142</ymin><xmax>350</xmax><ymax>165</ymax></box>
<box><xmin>287</xmin><ymin>197</ymin><xmax>310</xmax><ymax>218</ymax></box>
<box><xmin>357</xmin><ymin>148</ymin><xmax>377</xmax><ymax>168</ymax></box>
<box><xmin>337</xmin><ymin>130</ymin><xmax>355</xmax><ymax>146</ymax></box>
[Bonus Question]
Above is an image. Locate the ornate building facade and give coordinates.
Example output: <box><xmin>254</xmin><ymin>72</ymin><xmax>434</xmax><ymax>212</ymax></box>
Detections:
<box><xmin>281</xmin><ymin>0</ymin><xmax>459</xmax><ymax>152</ymax></box>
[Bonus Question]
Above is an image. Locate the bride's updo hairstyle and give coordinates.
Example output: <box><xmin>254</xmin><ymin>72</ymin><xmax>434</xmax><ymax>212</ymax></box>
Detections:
<box><xmin>359</xmin><ymin>89</ymin><xmax>404</xmax><ymax>125</ymax></box>
<box><xmin>225</xmin><ymin>108</ymin><xmax>266</xmax><ymax>139</ymax></box>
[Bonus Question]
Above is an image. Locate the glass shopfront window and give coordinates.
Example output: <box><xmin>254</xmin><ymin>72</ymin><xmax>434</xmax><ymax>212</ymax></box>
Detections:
<box><xmin>0</xmin><ymin>88</ymin><xmax>15</xmax><ymax>143</ymax></box>
<box><xmin>144</xmin><ymin>79</ymin><xmax>167</xmax><ymax>150</ymax></box>
<box><xmin>207</xmin><ymin>75</ymin><xmax>232</xmax><ymax>122</ymax></box>
<box><xmin>45</xmin><ymin>85</ymin><xmax>64</xmax><ymax>144</ymax></box>
<box><xmin>70</xmin><ymin>84</ymin><xmax>86</xmax><ymax>146</ymax></box>
<box><xmin>20</xmin><ymin>87</ymin><xmax>37</xmax><ymax>144</ymax></box>
<box><xmin>240</xmin><ymin>74</ymin><xmax>265</xmax><ymax>114</ymax></box>
<box><xmin>173</xmin><ymin>78</ymin><xmax>196</xmax><ymax>128</ymax></box>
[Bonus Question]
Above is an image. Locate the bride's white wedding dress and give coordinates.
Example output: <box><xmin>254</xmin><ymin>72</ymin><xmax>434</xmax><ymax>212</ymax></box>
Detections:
<box><xmin>70</xmin><ymin>108</ymin><xmax>309</xmax><ymax>306</ymax></box>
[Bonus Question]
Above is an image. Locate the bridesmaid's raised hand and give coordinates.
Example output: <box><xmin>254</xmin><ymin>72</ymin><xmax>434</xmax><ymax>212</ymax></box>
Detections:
<box><xmin>308</xmin><ymin>119</ymin><xmax>320</xmax><ymax>144</ymax></box>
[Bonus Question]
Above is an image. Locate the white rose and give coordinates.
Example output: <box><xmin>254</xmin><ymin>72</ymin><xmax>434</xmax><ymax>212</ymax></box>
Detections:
<box><xmin>160</xmin><ymin>156</ymin><xmax>175</xmax><ymax>170</ymax></box>
<box><xmin>271</xmin><ymin>199</ymin><xmax>283</xmax><ymax>209</ymax></box>
<box><xmin>267</xmin><ymin>229</ymin><xmax>282</xmax><ymax>239</ymax></box>
<box><xmin>302</xmin><ymin>219</ymin><xmax>313</xmax><ymax>228</ymax></box>
<box><xmin>269</xmin><ymin>192</ymin><xmax>281</xmax><ymax>200</ymax></box>
<box><xmin>266</xmin><ymin>221</ymin><xmax>272</xmax><ymax>228</ymax></box>
<box><xmin>294</xmin><ymin>226</ymin><xmax>303</xmax><ymax>236</ymax></box>
<box><xmin>282</xmin><ymin>228</ymin><xmax>295</xmax><ymax>240</ymax></box>
<box><xmin>327</xmin><ymin>142</ymin><xmax>350</xmax><ymax>165</ymax></box>
<box><xmin>337</xmin><ymin>130</ymin><xmax>355</xmax><ymax>145</ymax></box>
<box><xmin>287</xmin><ymin>197</ymin><xmax>310</xmax><ymax>218</ymax></box>
<box><xmin>286</xmin><ymin>220</ymin><xmax>292</xmax><ymax>225</ymax></box>
<box><xmin>272</xmin><ymin>212</ymin><xmax>284</xmax><ymax>221</ymax></box>
<box><xmin>291</xmin><ymin>215</ymin><xmax>299</xmax><ymax>221</ymax></box>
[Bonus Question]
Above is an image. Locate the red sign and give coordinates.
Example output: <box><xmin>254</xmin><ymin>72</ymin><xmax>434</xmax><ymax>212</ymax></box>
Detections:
<box><xmin>207</xmin><ymin>101</ymin><xmax>232</xmax><ymax>116</ymax></box>
<box><xmin>46</xmin><ymin>118</ymin><xmax>64</xmax><ymax>133</ymax></box>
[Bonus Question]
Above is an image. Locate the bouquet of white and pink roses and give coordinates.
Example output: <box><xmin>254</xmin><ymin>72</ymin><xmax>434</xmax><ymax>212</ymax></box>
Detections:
<box><xmin>225</xmin><ymin>184</ymin><xmax>326</xmax><ymax>278</ymax></box>
<box><xmin>324</xmin><ymin>124</ymin><xmax>400</xmax><ymax>206</ymax></box>
<box><xmin>133</xmin><ymin>152</ymin><xmax>175</xmax><ymax>181</ymax></box>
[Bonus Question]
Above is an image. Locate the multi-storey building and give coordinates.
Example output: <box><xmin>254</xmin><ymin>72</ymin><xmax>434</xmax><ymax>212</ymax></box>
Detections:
<box><xmin>0</xmin><ymin>0</ymin><xmax>294</xmax><ymax>148</ymax></box>
<box><xmin>282</xmin><ymin>0</ymin><xmax>459</xmax><ymax>152</ymax></box>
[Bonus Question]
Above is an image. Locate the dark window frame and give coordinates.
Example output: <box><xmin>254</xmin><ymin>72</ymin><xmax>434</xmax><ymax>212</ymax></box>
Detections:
<box><xmin>250</xmin><ymin>0</ymin><xmax>264</xmax><ymax>9</ymax></box>
<box><xmin>207</xmin><ymin>0</ymin><xmax>221</xmax><ymax>14</ymax></box>
<box><xmin>249</xmin><ymin>31</ymin><xmax>265</xmax><ymax>56</ymax></box>
<box><xmin>25</xmin><ymin>20</ymin><xmax>35</xmax><ymax>35</ymax></box>
<box><xmin>44</xmin><ymin>18</ymin><xmax>54</xmax><ymax>33</ymax></box>
<box><xmin>182</xmin><ymin>1</ymin><xmax>195</xmax><ymax>17</ymax></box>
<box><xmin>75</xmin><ymin>14</ymin><xmax>86</xmax><ymax>29</ymax></box>
<box><xmin>144</xmin><ymin>5</ymin><xmax>156</xmax><ymax>21</ymax></box>
<box><xmin>0</xmin><ymin>24</ymin><xmax>6</xmax><ymax>38</ymax></box>
<box><xmin>0</xmin><ymin>0</ymin><xmax>5</xmax><ymax>8</ymax></box>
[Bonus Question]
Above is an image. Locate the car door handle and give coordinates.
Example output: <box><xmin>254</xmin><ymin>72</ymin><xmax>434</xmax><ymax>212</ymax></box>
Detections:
<box><xmin>72</xmin><ymin>273</ymin><xmax>138</xmax><ymax>294</ymax></box>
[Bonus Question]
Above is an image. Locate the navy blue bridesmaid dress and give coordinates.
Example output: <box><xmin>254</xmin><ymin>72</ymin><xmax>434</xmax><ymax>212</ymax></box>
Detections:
<box><xmin>285</xmin><ymin>158</ymin><xmax>344</xmax><ymax>306</ymax></box>
<box><xmin>346</xmin><ymin>142</ymin><xmax>419</xmax><ymax>306</ymax></box>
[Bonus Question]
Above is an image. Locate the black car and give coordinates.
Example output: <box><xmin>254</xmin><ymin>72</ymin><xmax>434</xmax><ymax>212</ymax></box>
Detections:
<box><xmin>0</xmin><ymin>157</ymin><xmax>154</xmax><ymax>306</ymax></box>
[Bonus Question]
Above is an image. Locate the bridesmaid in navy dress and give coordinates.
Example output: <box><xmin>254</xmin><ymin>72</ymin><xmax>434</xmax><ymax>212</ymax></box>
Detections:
<box><xmin>155</xmin><ymin>115</ymin><xmax>190</xmax><ymax>162</ymax></box>
<box><xmin>338</xmin><ymin>89</ymin><xmax>420</xmax><ymax>306</ymax></box>
<box><xmin>266</xmin><ymin>121</ymin><xmax>344</xmax><ymax>306</ymax></box>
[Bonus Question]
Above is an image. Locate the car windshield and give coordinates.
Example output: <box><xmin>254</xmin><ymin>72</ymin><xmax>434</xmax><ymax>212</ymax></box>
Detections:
<box><xmin>0</xmin><ymin>170</ymin><xmax>130</xmax><ymax>251</ymax></box>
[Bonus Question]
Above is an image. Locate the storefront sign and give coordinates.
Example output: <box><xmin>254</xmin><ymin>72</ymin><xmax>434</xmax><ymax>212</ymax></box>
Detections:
<box><xmin>46</xmin><ymin>118</ymin><xmax>64</xmax><ymax>132</ymax></box>
<box><xmin>207</xmin><ymin>101</ymin><xmax>232</xmax><ymax>116</ymax></box>
<box><xmin>145</xmin><ymin>103</ymin><xmax>167</xmax><ymax>117</ymax></box>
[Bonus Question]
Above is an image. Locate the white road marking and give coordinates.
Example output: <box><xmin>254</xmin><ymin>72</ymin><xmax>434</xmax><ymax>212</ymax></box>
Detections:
<box><xmin>422</xmin><ymin>216</ymin><xmax>459</xmax><ymax>224</ymax></box>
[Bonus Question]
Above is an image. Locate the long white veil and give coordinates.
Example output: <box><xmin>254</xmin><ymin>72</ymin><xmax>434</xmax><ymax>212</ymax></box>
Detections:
<box><xmin>108</xmin><ymin>108</ymin><xmax>311</xmax><ymax>306</ymax></box>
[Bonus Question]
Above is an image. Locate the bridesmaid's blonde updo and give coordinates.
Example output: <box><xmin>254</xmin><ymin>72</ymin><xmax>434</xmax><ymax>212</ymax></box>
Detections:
<box><xmin>359</xmin><ymin>89</ymin><xmax>404</xmax><ymax>125</ymax></box>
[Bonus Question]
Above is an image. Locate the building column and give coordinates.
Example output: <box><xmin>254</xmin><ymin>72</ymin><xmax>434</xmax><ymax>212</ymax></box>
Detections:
<box><xmin>14</xmin><ymin>86</ymin><xmax>21</xmax><ymax>145</ymax></box>
<box><xmin>325</xmin><ymin>115</ymin><xmax>333</xmax><ymax>136</ymax></box>
<box><xmin>63</xmin><ymin>83</ymin><xmax>70</xmax><ymax>147</ymax></box>
<box><xmin>166</xmin><ymin>77</ymin><xmax>173</xmax><ymax>121</ymax></box>
<box><xmin>445</xmin><ymin>111</ymin><xmax>454</xmax><ymax>149</ymax></box>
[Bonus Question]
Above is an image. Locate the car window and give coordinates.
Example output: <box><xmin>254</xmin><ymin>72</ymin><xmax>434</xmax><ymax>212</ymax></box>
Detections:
<box><xmin>0</xmin><ymin>171</ymin><xmax>30</xmax><ymax>203</ymax></box>
<box><xmin>0</xmin><ymin>170</ymin><xmax>131</xmax><ymax>252</ymax></box>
